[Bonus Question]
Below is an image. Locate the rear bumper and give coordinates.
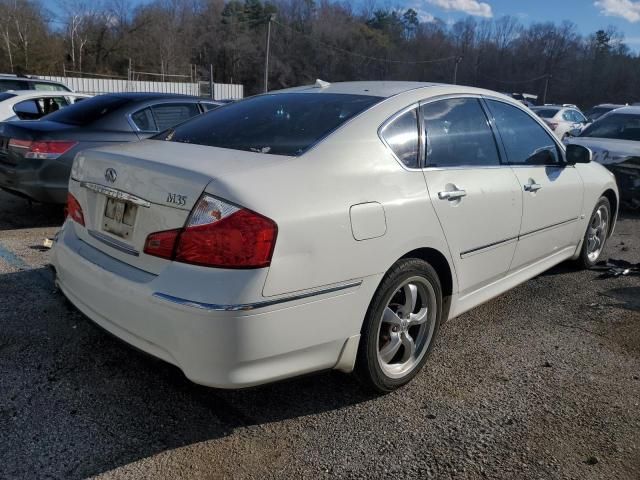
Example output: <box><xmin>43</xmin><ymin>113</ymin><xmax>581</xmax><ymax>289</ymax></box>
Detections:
<box><xmin>0</xmin><ymin>157</ymin><xmax>70</xmax><ymax>204</ymax></box>
<box><xmin>51</xmin><ymin>222</ymin><xmax>374</xmax><ymax>388</ymax></box>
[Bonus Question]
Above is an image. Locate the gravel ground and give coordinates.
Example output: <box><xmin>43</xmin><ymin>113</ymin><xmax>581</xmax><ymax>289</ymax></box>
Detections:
<box><xmin>0</xmin><ymin>189</ymin><xmax>638</xmax><ymax>480</ymax></box>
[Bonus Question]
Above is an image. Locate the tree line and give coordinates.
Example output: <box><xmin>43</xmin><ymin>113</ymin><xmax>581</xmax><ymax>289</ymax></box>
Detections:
<box><xmin>1</xmin><ymin>0</ymin><xmax>639</xmax><ymax>107</ymax></box>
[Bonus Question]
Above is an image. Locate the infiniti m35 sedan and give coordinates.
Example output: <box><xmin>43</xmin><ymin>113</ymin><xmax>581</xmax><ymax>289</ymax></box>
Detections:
<box><xmin>51</xmin><ymin>82</ymin><xmax>618</xmax><ymax>392</ymax></box>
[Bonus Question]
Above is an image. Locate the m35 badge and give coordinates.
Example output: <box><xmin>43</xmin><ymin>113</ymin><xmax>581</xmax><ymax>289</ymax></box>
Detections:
<box><xmin>166</xmin><ymin>193</ymin><xmax>187</xmax><ymax>206</ymax></box>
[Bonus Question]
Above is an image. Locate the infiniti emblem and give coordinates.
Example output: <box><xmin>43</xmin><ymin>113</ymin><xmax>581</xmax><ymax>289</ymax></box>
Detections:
<box><xmin>105</xmin><ymin>168</ymin><xmax>117</xmax><ymax>183</ymax></box>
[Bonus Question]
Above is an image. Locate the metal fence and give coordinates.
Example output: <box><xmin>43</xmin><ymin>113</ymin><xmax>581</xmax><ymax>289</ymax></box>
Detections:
<box><xmin>38</xmin><ymin>75</ymin><xmax>244</xmax><ymax>100</ymax></box>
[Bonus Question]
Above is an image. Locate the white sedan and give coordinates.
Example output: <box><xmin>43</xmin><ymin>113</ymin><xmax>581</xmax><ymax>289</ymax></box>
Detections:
<box><xmin>0</xmin><ymin>90</ymin><xmax>90</xmax><ymax>121</ymax></box>
<box><xmin>51</xmin><ymin>82</ymin><xmax>618</xmax><ymax>392</ymax></box>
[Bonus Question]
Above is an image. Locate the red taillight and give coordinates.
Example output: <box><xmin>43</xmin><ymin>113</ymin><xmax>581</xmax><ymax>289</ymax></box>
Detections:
<box><xmin>8</xmin><ymin>139</ymin><xmax>77</xmax><ymax>159</ymax></box>
<box><xmin>143</xmin><ymin>195</ymin><xmax>278</xmax><ymax>269</ymax></box>
<box><xmin>143</xmin><ymin>229</ymin><xmax>181</xmax><ymax>260</ymax></box>
<box><xmin>66</xmin><ymin>193</ymin><xmax>85</xmax><ymax>226</ymax></box>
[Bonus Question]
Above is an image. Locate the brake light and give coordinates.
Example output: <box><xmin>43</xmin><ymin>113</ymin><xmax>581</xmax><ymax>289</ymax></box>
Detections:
<box><xmin>8</xmin><ymin>139</ymin><xmax>77</xmax><ymax>159</ymax></box>
<box><xmin>66</xmin><ymin>193</ymin><xmax>85</xmax><ymax>226</ymax></box>
<box><xmin>143</xmin><ymin>195</ymin><xmax>278</xmax><ymax>269</ymax></box>
<box><xmin>143</xmin><ymin>229</ymin><xmax>180</xmax><ymax>260</ymax></box>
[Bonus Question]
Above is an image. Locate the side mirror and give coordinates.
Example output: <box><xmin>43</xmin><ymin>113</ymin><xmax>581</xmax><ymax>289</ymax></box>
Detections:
<box><xmin>565</xmin><ymin>144</ymin><xmax>592</xmax><ymax>165</ymax></box>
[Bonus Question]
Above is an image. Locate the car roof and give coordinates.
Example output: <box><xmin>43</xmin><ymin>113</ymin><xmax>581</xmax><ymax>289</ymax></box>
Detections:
<box><xmin>97</xmin><ymin>92</ymin><xmax>201</xmax><ymax>101</ymax></box>
<box><xmin>274</xmin><ymin>81</ymin><xmax>446</xmax><ymax>98</ymax></box>
<box><xmin>0</xmin><ymin>75</ymin><xmax>66</xmax><ymax>84</ymax></box>
<box><xmin>593</xmin><ymin>103</ymin><xmax>625</xmax><ymax>108</ymax></box>
<box><xmin>607</xmin><ymin>106</ymin><xmax>640</xmax><ymax>115</ymax></box>
<box><xmin>3</xmin><ymin>90</ymin><xmax>88</xmax><ymax>97</ymax></box>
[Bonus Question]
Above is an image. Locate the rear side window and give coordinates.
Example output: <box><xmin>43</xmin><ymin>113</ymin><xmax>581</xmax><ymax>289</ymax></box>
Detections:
<box><xmin>155</xmin><ymin>93</ymin><xmax>382</xmax><ymax>156</ymax></box>
<box><xmin>422</xmin><ymin>98</ymin><xmax>500</xmax><ymax>168</ymax></box>
<box><xmin>131</xmin><ymin>107</ymin><xmax>156</xmax><ymax>131</ymax></box>
<box><xmin>487</xmin><ymin>100</ymin><xmax>561</xmax><ymax>166</ymax></box>
<box><xmin>44</xmin><ymin>95</ymin><xmax>131</xmax><ymax>125</ymax></box>
<box><xmin>0</xmin><ymin>79</ymin><xmax>28</xmax><ymax>92</ymax></box>
<box><xmin>0</xmin><ymin>92</ymin><xmax>16</xmax><ymax>101</ymax></box>
<box><xmin>152</xmin><ymin>103</ymin><xmax>201</xmax><ymax>131</ymax></box>
<box><xmin>380</xmin><ymin>109</ymin><xmax>420</xmax><ymax>168</ymax></box>
<box><xmin>13</xmin><ymin>99</ymin><xmax>40</xmax><ymax>119</ymax></box>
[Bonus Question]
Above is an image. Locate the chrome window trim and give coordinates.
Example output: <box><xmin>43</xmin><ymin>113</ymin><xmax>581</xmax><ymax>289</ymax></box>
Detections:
<box><xmin>80</xmin><ymin>182</ymin><xmax>151</xmax><ymax>208</ymax></box>
<box><xmin>153</xmin><ymin>279</ymin><xmax>363</xmax><ymax>312</ymax></box>
<box><xmin>88</xmin><ymin>230</ymin><xmax>140</xmax><ymax>257</ymax></box>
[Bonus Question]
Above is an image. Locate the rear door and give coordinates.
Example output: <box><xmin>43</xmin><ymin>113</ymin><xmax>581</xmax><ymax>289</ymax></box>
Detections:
<box><xmin>484</xmin><ymin>99</ymin><xmax>583</xmax><ymax>271</ymax></box>
<box><xmin>420</xmin><ymin>97</ymin><xmax>523</xmax><ymax>296</ymax></box>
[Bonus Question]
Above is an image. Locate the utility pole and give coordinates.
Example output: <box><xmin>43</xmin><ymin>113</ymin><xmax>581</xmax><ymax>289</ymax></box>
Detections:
<box><xmin>542</xmin><ymin>74</ymin><xmax>552</xmax><ymax>104</ymax></box>
<box><xmin>209</xmin><ymin>64</ymin><xmax>214</xmax><ymax>99</ymax></box>
<box><xmin>453</xmin><ymin>56</ymin><xmax>463</xmax><ymax>85</ymax></box>
<box><xmin>264</xmin><ymin>14</ymin><xmax>275</xmax><ymax>93</ymax></box>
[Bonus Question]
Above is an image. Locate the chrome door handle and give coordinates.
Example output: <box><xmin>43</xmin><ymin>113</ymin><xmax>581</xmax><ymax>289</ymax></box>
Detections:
<box><xmin>524</xmin><ymin>182</ymin><xmax>542</xmax><ymax>192</ymax></box>
<box><xmin>438</xmin><ymin>189</ymin><xmax>467</xmax><ymax>200</ymax></box>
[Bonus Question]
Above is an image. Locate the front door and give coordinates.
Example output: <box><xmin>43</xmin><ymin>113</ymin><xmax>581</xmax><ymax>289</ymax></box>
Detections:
<box><xmin>421</xmin><ymin>97</ymin><xmax>523</xmax><ymax>296</ymax></box>
<box><xmin>485</xmin><ymin>99</ymin><xmax>583</xmax><ymax>270</ymax></box>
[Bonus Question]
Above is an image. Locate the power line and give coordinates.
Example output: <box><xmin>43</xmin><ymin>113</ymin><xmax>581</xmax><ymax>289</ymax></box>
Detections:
<box><xmin>273</xmin><ymin>19</ymin><xmax>457</xmax><ymax>65</ymax></box>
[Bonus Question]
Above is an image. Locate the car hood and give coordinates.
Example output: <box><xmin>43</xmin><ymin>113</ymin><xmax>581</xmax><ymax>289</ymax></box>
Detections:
<box><xmin>567</xmin><ymin>137</ymin><xmax>640</xmax><ymax>165</ymax></box>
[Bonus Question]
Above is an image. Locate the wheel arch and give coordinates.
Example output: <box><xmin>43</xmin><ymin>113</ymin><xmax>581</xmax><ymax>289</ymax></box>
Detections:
<box><xmin>399</xmin><ymin>247</ymin><xmax>454</xmax><ymax>321</ymax></box>
<box><xmin>601</xmin><ymin>188</ymin><xmax>618</xmax><ymax>236</ymax></box>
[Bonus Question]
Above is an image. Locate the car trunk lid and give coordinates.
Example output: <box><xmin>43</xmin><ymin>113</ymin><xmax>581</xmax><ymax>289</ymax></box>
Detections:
<box><xmin>69</xmin><ymin>140</ymin><xmax>283</xmax><ymax>274</ymax></box>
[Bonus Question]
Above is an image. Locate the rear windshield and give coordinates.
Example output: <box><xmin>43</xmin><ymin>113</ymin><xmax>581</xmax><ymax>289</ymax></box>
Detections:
<box><xmin>532</xmin><ymin>108</ymin><xmax>559</xmax><ymax>118</ymax></box>
<box><xmin>44</xmin><ymin>95</ymin><xmax>131</xmax><ymax>125</ymax></box>
<box><xmin>580</xmin><ymin>113</ymin><xmax>640</xmax><ymax>141</ymax></box>
<box><xmin>154</xmin><ymin>93</ymin><xmax>382</xmax><ymax>156</ymax></box>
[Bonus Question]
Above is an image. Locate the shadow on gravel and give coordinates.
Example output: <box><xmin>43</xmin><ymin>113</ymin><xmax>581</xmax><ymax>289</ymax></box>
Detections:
<box><xmin>0</xmin><ymin>195</ymin><xmax>64</xmax><ymax>231</ymax></box>
<box><xmin>0</xmin><ymin>267</ymin><xmax>376</xmax><ymax>479</ymax></box>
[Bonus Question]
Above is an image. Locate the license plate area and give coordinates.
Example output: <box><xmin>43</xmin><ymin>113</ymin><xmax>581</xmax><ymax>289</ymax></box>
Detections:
<box><xmin>102</xmin><ymin>197</ymin><xmax>137</xmax><ymax>239</ymax></box>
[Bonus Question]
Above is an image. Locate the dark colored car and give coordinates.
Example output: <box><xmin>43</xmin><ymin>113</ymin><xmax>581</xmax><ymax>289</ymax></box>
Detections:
<box><xmin>566</xmin><ymin>106</ymin><xmax>640</xmax><ymax>209</ymax></box>
<box><xmin>0</xmin><ymin>93</ymin><xmax>222</xmax><ymax>204</ymax></box>
<box><xmin>584</xmin><ymin>103</ymin><xmax>625</xmax><ymax>122</ymax></box>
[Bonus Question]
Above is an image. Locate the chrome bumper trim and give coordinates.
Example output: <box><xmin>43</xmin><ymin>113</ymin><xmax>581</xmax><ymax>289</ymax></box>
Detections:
<box><xmin>152</xmin><ymin>280</ymin><xmax>363</xmax><ymax>312</ymax></box>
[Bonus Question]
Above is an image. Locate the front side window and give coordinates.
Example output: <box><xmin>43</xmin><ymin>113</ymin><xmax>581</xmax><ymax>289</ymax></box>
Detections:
<box><xmin>580</xmin><ymin>113</ymin><xmax>640</xmax><ymax>141</ymax></box>
<box><xmin>486</xmin><ymin>100</ymin><xmax>561</xmax><ymax>166</ymax></box>
<box><xmin>154</xmin><ymin>93</ymin><xmax>382</xmax><ymax>156</ymax></box>
<box><xmin>422</xmin><ymin>98</ymin><xmax>500</xmax><ymax>168</ymax></box>
<box><xmin>152</xmin><ymin>103</ymin><xmax>201</xmax><ymax>131</ymax></box>
<box><xmin>380</xmin><ymin>108</ymin><xmax>419</xmax><ymax>168</ymax></box>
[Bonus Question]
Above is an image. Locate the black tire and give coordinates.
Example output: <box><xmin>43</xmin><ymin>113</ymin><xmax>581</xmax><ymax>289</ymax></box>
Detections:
<box><xmin>355</xmin><ymin>258</ymin><xmax>443</xmax><ymax>393</ymax></box>
<box><xmin>576</xmin><ymin>196</ymin><xmax>611</xmax><ymax>269</ymax></box>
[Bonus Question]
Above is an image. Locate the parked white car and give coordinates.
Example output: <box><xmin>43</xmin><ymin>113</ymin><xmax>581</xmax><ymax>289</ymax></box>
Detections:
<box><xmin>531</xmin><ymin>105</ymin><xmax>589</xmax><ymax>140</ymax></box>
<box><xmin>51</xmin><ymin>82</ymin><xmax>618</xmax><ymax>392</ymax></box>
<box><xmin>0</xmin><ymin>90</ymin><xmax>90</xmax><ymax>121</ymax></box>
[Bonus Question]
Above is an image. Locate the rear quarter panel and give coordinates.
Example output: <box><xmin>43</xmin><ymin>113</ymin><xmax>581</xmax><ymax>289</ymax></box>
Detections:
<box><xmin>201</xmin><ymin>91</ymin><xmax>457</xmax><ymax>299</ymax></box>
